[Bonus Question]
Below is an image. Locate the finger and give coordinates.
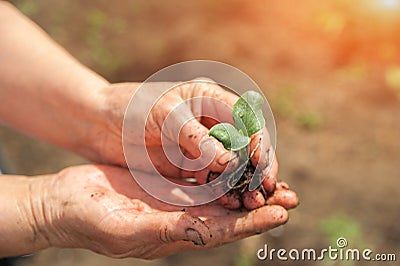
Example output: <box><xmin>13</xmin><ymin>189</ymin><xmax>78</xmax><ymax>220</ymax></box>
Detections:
<box><xmin>179</xmin><ymin>81</ymin><xmax>244</xmax><ymax>173</ymax></box>
<box><xmin>180</xmin><ymin>79</ymin><xmax>238</xmax><ymax>127</ymax></box>
<box><xmin>262</xmin><ymin>174</ymin><xmax>277</xmax><ymax>194</ymax></box>
<box><xmin>199</xmin><ymin>93</ymin><xmax>236</xmax><ymax>127</ymax></box>
<box><xmin>179</xmin><ymin>118</ymin><xmax>239</xmax><ymax>173</ymax></box>
<box><xmin>249</xmin><ymin>143</ymin><xmax>278</xmax><ymax>192</ymax></box>
<box><xmin>276</xmin><ymin>181</ymin><xmax>289</xmax><ymax>189</ymax></box>
<box><xmin>200</xmin><ymin>116</ymin><xmax>220</xmax><ymax>129</ymax></box>
<box><xmin>250</xmin><ymin>128</ymin><xmax>271</xmax><ymax>169</ymax></box>
<box><xmin>242</xmin><ymin>190</ymin><xmax>266</xmax><ymax>210</ymax></box>
<box><xmin>200</xmin><ymin>171</ymin><xmax>243</xmax><ymax>210</ymax></box>
<box><xmin>262</xmin><ymin>153</ymin><xmax>278</xmax><ymax>193</ymax></box>
<box><xmin>266</xmin><ymin>184</ymin><xmax>299</xmax><ymax>210</ymax></box>
<box><xmin>124</xmin><ymin>144</ymin><xmax>182</xmax><ymax>177</ymax></box>
<box><xmin>125</xmin><ymin>143</ymin><xmax>217</xmax><ymax>180</ymax></box>
<box><xmin>185</xmin><ymin>79</ymin><xmax>239</xmax><ymax>128</ymax></box>
<box><xmin>180</xmin><ymin>167</ymin><xmax>209</xmax><ymax>184</ymax></box>
<box><xmin>148</xmin><ymin>205</ymin><xmax>288</xmax><ymax>258</ymax></box>
<box><xmin>218</xmin><ymin>191</ymin><xmax>242</xmax><ymax>210</ymax></box>
<box><xmin>266</xmin><ymin>148</ymin><xmax>279</xmax><ymax>177</ymax></box>
<box><xmin>156</xmin><ymin>205</ymin><xmax>288</xmax><ymax>257</ymax></box>
<box><xmin>192</xmin><ymin>79</ymin><xmax>239</xmax><ymax>111</ymax></box>
<box><xmin>206</xmin><ymin>205</ymin><xmax>288</xmax><ymax>241</ymax></box>
<box><xmin>135</xmin><ymin>211</ymin><xmax>211</xmax><ymax>246</ymax></box>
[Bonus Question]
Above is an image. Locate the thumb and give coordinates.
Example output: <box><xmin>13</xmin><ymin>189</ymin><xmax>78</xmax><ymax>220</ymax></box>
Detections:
<box><xmin>179</xmin><ymin>118</ymin><xmax>238</xmax><ymax>173</ymax></box>
<box><xmin>136</xmin><ymin>211</ymin><xmax>211</xmax><ymax>246</ymax></box>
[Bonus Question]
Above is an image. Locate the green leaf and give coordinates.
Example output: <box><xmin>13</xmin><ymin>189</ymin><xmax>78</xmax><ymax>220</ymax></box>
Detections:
<box><xmin>232</xmin><ymin>91</ymin><xmax>265</xmax><ymax>137</ymax></box>
<box><xmin>209</xmin><ymin>123</ymin><xmax>250</xmax><ymax>151</ymax></box>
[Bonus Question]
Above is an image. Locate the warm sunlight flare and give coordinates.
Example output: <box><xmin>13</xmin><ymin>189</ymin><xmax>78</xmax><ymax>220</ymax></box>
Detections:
<box><xmin>365</xmin><ymin>0</ymin><xmax>400</xmax><ymax>15</ymax></box>
<box><xmin>382</xmin><ymin>0</ymin><xmax>400</xmax><ymax>8</ymax></box>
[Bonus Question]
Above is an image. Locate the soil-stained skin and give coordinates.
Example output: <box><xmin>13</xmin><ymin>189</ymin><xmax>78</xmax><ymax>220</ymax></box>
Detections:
<box><xmin>218</xmin><ymin>191</ymin><xmax>242</xmax><ymax>209</ymax></box>
<box><xmin>242</xmin><ymin>190</ymin><xmax>266</xmax><ymax>210</ymax></box>
<box><xmin>207</xmin><ymin>165</ymin><xmax>298</xmax><ymax>211</ymax></box>
<box><xmin>266</xmin><ymin>187</ymin><xmax>299</xmax><ymax>210</ymax></box>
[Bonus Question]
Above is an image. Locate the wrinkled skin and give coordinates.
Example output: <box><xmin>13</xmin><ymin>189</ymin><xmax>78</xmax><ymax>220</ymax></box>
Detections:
<box><xmin>0</xmin><ymin>5</ymin><xmax>298</xmax><ymax>259</ymax></box>
<box><xmin>96</xmin><ymin>81</ymin><xmax>272</xmax><ymax>172</ymax></box>
<box><xmin>43</xmin><ymin>165</ymin><xmax>289</xmax><ymax>259</ymax></box>
<box><xmin>267</xmin><ymin>182</ymin><xmax>299</xmax><ymax>209</ymax></box>
<box><xmin>242</xmin><ymin>190</ymin><xmax>266</xmax><ymax>210</ymax></box>
<box><xmin>93</xmin><ymin>81</ymin><xmax>291</xmax><ymax>208</ymax></box>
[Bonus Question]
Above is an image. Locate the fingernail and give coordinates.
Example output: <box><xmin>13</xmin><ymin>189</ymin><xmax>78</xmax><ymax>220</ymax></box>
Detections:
<box><xmin>185</xmin><ymin>228</ymin><xmax>205</xmax><ymax>246</ymax></box>
<box><xmin>273</xmin><ymin>206</ymin><xmax>288</xmax><ymax>223</ymax></box>
<box><xmin>199</xmin><ymin>137</ymin><xmax>214</xmax><ymax>153</ymax></box>
<box><xmin>265</xmin><ymin>148</ymin><xmax>270</xmax><ymax>166</ymax></box>
<box><xmin>277</xmin><ymin>181</ymin><xmax>289</xmax><ymax>190</ymax></box>
<box><xmin>217</xmin><ymin>152</ymin><xmax>233</xmax><ymax>165</ymax></box>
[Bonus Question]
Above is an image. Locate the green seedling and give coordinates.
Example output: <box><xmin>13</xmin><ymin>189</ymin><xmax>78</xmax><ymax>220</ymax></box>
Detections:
<box><xmin>209</xmin><ymin>90</ymin><xmax>265</xmax><ymax>151</ymax></box>
<box><xmin>207</xmin><ymin>91</ymin><xmax>269</xmax><ymax>209</ymax></box>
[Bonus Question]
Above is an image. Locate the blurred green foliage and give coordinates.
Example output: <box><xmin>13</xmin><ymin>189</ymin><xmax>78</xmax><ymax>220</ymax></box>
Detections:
<box><xmin>271</xmin><ymin>85</ymin><xmax>323</xmax><ymax>130</ymax></box>
<box><xmin>296</xmin><ymin>111</ymin><xmax>323</xmax><ymax>130</ymax></box>
<box><xmin>86</xmin><ymin>8</ymin><xmax>124</xmax><ymax>77</ymax></box>
<box><xmin>271</xmin><ymin>85</ymin><xmax>297</xmax><ymax>119</ymax></box>
<box><xmin>233</xmin><ymin>238</ymin><xmax>259</xmax><ymax>266</ymax></box>
<box><xmin>320</xmin><ymin>215</ymin><xmax>362</xmax><ymax>246</ymax></box>
<box><xmin>319</xmin><ymin>215</ymin><xmax>363</xmax><ymax>266</ymax></box>
<box><xmin>234</xmin><ymin>254</ymin><xmax>256</xmax><ymax>266</ymax></box>
<box><xmin>14</xmin><ymin>0</ymin><xmax>38</xmax><ymax>17</ymax></box>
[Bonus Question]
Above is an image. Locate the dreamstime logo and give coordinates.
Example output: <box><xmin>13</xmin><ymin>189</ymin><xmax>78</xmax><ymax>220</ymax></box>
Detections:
<box><xmin>257</xmin><ymin>237</ymin><xmax>397</xmax><ymax>262</ymax></box>
<box><xmin>336</xmin><ymin>237</ymin><xmax>348</xmax><ymax>248</ymax></box>
<box><xmin>122</xmin><ymin>60</ymin><xmax>276</xmax><ymax>206</ymax></box>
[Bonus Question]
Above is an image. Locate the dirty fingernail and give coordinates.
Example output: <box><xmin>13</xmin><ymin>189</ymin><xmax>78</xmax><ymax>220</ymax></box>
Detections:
<box><xmin>185</xmin><ymin>228</ymin><xmax>205</xmax><ymax>246</ymax></box>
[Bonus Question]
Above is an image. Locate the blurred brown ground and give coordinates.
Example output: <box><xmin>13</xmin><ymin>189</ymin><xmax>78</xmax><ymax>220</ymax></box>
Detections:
<box><xmin>1</xmin><ymin>0</ymin><xmax>399</xmax><ymax>265</ymax></box>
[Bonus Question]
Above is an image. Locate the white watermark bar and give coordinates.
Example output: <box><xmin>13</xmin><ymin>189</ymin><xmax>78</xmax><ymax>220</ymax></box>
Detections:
<box><xmin>257</xmin><ymin>237</ymin><xmax>397</xmax><ymax>262</ymax></box>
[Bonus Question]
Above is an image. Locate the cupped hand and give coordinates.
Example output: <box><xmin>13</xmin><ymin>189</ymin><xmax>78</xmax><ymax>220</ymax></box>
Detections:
<box><xmin>41</xmin><ymin>165</ymin><xmax>289</xmax><ymax>259</ymax></box>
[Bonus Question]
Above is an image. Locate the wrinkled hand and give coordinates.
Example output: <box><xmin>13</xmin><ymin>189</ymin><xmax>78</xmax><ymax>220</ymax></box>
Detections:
<box><xmin>91</xmin><ymin>81</ymin><xmax>280</xmax><ymax>197</ymax></box>
<box><xmin>40</xmin><ymin>165</ymin><xmax>289</xmax><ymax>259</ymax></box>
<box><xmin>94</xmin><ymin>80</ymin><xmax>242</xmax><ymax>170</ymax></box>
